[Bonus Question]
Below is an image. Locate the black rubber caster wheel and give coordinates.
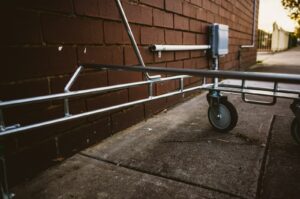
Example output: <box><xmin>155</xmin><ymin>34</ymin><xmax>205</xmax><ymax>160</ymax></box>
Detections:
<box><xmin>208</xmin><ymin>100</ymin><xmax>238</xmax><ymax>132</ymax></box>
<box><xmin>291</xmin><ymin>118</ymin><xmax>300</xmax><ymax>144</ymax></box>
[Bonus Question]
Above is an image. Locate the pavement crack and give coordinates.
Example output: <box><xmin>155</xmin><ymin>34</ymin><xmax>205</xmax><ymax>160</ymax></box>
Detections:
<box><xmin>255</xmin><ymin>115</ymin><xmax>275</xmax><ymax>199</ymax></box>
<box><xmin>79</xmin><ymin>152</ymin><xmax>246</xmax><ymax>199</ymax></box>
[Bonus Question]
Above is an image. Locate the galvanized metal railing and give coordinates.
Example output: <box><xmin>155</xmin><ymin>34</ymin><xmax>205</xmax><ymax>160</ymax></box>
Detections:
<box><xmin>1</xmin><ymin>64</ymin><xmax>300</xmax><ymax>138</ymax></box>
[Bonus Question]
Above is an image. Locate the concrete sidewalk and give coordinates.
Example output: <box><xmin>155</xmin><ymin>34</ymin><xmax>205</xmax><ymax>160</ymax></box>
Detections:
<box><xmin>254</xmin><ymin>46</ymin><xmax>300</xmax><ymax>73</ymax></box>
<box><xmin>11</xmin><ymin>92</ymin><xmax>296</xmax><ymax>199</ymax></box>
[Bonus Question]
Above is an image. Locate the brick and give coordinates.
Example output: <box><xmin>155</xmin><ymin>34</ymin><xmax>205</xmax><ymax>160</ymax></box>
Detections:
<box><xmin>42</xmin><ymin>14</ymin><xmax>103</xmax><ymax>44</ymax></box>
<box><xmin>196</xmin><ymin>8</ymin><xmax>207</xmax><ymax>21</ymax></box>
<box><xmin>140</xmin><ymin>0</ymin><xmax>164</xmax><ymax>8</ymax></box>
<box><xmin>165</xmin><ymin>30</ymin><xmax>182</xmax><ymax>45</ymax></box>
<box><xmin>155</xmin><ymin>52</ymin><xmax>174</xmax><ymax>63</ymax></box>
<box><xmin>167</xmin><ymin>94</ymin><xmax>183</xmax><ymax>107</ymax></box>
<box><xmin>111</xmin><ymin>105</ymin><xmax>144</xmax><ymax>133</ymax></box>
<box><xmin>210</xmin><ymin>2</ymin><xmax>219</xmax><ymax>14</ymax></box>
<box><xmin>0</xmin><ymin>46</ymin><xmax>77</xmax><ymax>82</ymax></box>
<box><xmin>147</xmin><ymin>63</ymin><xmax>167</xmax><ymax>77</ymax></box>
<box><xmin>183</xmin><ymin>32</ymin><xmax>196</xmax><ymax>44</ymax></box>
<box><xmin>129</xmin><ymin>85</ymin><xmax>148</xmax><ymax>101</ymax></box>
<box><xmin>0</xmin><ymin>79</ymin><xmax>49</xmax><ymax>101</ymax></box>
<box><xmin>175</xmin><ymin>51</ymin><xmax>190</xmax><ymax>60</ymax></box>
<box><xmin>183</xmin><ymin>2</ymin><xmax>198</xmax><ymax>18</ymax></box>
<box><xmin>145</xmin><ymin>98</ymin><xmax>167</xmax><ymax>118</ymax></box>
<box><xmin>174</xmin><ymin>15</ymin><xmax>189</xmax><ymax>31</ymax></box>
<box><xmin>196</xmin><ymin>34</ymin><xmax>208</xmax><ymax>44</ymax></box>
<box><xmin>15</xmin><ymin>0</ymin><xmax>73</xmax><ymax>13</ymax></box>
<box><xmin>0</xmin><ymin>10</ymin><xmax>42</xmax><ymax>44</ymax></box>
<box><xmin>50</xmin><ymin>71</ymin><xmax>108</xmax><ymax>94</ymax></box>
<box><xmin>167</xmin><ymin>61</ymin><xmax>184</xmax><ymax>88</ymax></box>
<box><xmin>156</xmin><ymin>80</ymin><xmax>176</xmax><ymax>95</ymax></box>
<box><xmin>6</xmin><ymin>139</ymin><xmax>57</xmax><ymax>187</ymax></box>
<box><xmin>78</xmin><ymin>46</ymin><xmax>123</xmax><ymax>65</ymax></box>
<box><xmin>123</xmin><ymin>2</ymin><xmax>152</xmax><ymax>25</ymax></box>
<box><xmin>141</xmin><ymin>27</ymin><xmax>164</xmax><ymax>45</ymax></box>
<box><xmin>191</xmin><ymin>50</ymin><xmax>206</xmax><ymax>58</ymax></box>
<box><xmin>153</xmin><ymin>9</ymin><xmax>173</xmax><ymax>28</ymax></box>
<box><xmin>58</xmin><ymin>117</ymin><xmax>110</xmax><ymax>156</ymax></box>
<box><xmin>167</xmin><ymin>60</ymin><xmax>184</xmax><ymax>69</ymax></box>
<box><xmin>184</xmin><ymin>58</ymin><xmax>198</xmax><ymax>69</ymax></box>
<box><xmin>202</xmin><ymin>23</ymin><xmax>210</xmax><ymax>33</ymax></box>
<box><xmin>15</xmin><ymin>110</ymin><xmax>88</xmax><ymax>149</ymax></box>
<box><xmin>165</xmin><ymin>0</ymin><xmax>183</xmax><ymax>14</ymax></box>
<box><xmin>1</xmin><ymin>134</ymin><xmax>18</xmax><ymax>155</ymax></box>
<box><xmin>108</xmin><ymin>70</ymin><xmax>143</xmax><ymax>85</ymax></box>
<box><xmin>202</xmin><ymin>0</ymin><xmax>211</xmax><ymax>10</ymax></box>
<box><xmin>90</xmin><ymin>117</ymin><xmax>112</xmax><ymax>144</ymax></box>
<box><xmin>190</xmin><ymin>19</ymin><xmax>202</xmax><ymax>32</ymax></box>
<box><xmin>74</xmin><ymin>0</ymin><xmax>99</xmax><ymax>17</ymax></box>
<box><xmin>104</xmin><ymin>21</ymin><xmax>140</xmax><ymax>44</ymax></box>
<box><xmin>98</xmin><ymin>0</ymin><xmax>120</xmax><ymax>20</ymax></box>
<box><xmin>86</xmin><ymin>89</ymin><xmax>128</xmax><ymax>111</ymax></box>
<box><xmin>124</xmin><ymin>46</ymin><xmax>154</xmax><ymax>65</ymax></box>
<box><xmin>76</xmin><ymin>71</ymin><xmax>108</xmax><ymax>90</ymax></box>
<box><xmin>190</xmin><ymin>0</ymin><xmax>202</xmax><ymax>7</ymax></box>
<box><xmin>4</xmin><ymin>99</ymin><xmax>86</xmax><ymax>127</ymax></box>
<box><xmin>206</xmin><ymin>11</ymin><xmax>214</xmax><ymax>23</ymax></box>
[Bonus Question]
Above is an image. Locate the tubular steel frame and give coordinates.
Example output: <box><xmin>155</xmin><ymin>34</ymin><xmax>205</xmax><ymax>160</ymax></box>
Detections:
<box><xmin>1</xmin><ymin>64</ymin><xmax>300</xmax><ymax>137</ymax></box>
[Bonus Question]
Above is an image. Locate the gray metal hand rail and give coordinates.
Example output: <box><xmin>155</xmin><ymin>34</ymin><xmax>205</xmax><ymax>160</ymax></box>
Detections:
<box><xmin>1</xmin><ymin>63</ymin><xmax>300</xmax><ymax>137</ymax></box>
<box><xmin>85</xmin><ymin>64</ymin><xmax>300</xmax><ymax>84</ymax></box>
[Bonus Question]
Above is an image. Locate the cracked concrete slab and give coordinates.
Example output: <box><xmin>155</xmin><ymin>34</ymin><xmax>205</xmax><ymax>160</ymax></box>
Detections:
<box><xmin>12</xmin><ymin>154</ymin><xmax>238</xmax><ymax>199</ymax></box>
<box><xmin>260</xmin><ymin>116</ymin><xmax>300</xmax><ymax>199</ymax></box>
<box><xmin>82</xmin><ymin>93</ymin><xmax>292</xmax><ymax>199</ymax></box>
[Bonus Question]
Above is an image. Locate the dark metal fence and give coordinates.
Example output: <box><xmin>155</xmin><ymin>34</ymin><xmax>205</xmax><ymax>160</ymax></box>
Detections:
<box><xmin>257</xmin><ymin>29</ymin><xmax>272</xmax><ymax>52</ymax></box>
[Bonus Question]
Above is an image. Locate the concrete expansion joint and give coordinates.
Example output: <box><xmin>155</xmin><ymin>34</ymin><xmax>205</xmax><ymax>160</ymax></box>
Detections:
<box><xmin>78</xmin><ymin>152</ymin><xmax>247</xmax><ymax>199</ymax></box>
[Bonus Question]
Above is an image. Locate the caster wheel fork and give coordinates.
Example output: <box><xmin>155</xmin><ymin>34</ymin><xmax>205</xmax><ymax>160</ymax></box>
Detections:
<box><xmin>207</xmin><ymin>93</ymin><xmax>238</xmax><ymax>133</ymax></box>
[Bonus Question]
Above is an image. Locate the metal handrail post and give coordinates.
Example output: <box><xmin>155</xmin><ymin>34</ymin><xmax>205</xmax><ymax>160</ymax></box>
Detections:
<box><xmin>0</xmin><ymin>105</ymin><xmax>5</xmax><ymax>132</ymax></box>
<box><xmin>213</xmin><ymin>57</ymin><xmax>219</xmax><ymax>89</ymax></box>
<box><xmin>114</xmin><ymin>0</ymin><xmax>161</xmax><ymax>80</ymax></box>
<box><xmin>64</xmin><ymin>66</ymin><xmax>83</xmax><ymax>116</ymax></box>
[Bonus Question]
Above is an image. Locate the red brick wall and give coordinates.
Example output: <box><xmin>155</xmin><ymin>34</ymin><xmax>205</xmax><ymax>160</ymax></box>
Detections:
<box><xmin>0</xmin><ymin>0</ymin><xmax>258</xmax><ymax>186</ymax></box>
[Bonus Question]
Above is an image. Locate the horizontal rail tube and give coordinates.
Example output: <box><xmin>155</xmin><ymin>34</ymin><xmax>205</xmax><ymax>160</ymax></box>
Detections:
<box><xmin>150</xmin><ymin>45</ymin><xmax>211</xmax><ymax>52</ymax></box>
<box><xmin>219</xmin><ymin>83</ymin><xmax>300</xmax><ymax>95</ymax></box>
<box><xmin>0</xmin><ymin>84</ymin><xmax>212</xmax><ymax>136</ymax></box>
<box><xmin>85</xmin><ymin>64</ymin><xmax>300</xmax><ymax>84</ymax></box>
<box><xmin>0</xmin><ymin>75</ymin><xmax>190</xmax><ymax>109</ymax></box>
<box><xmin>204</xmin><ymin>86</ymin><xmax>299</xmax><ymax>99</ymax></box>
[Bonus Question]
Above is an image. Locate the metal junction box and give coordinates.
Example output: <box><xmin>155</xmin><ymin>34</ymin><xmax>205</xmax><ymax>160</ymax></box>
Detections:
<box><xmin>210</xmin><ymin>24</ymin><xmax>229</xmax><ymax>57</ymax></box>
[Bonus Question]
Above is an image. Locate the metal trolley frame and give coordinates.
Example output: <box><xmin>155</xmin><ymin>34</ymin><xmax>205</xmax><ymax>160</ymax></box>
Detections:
<box><xmin>1</xmin><ymin>0</ymin><xmax>300</xmax><ymax>198</ymax></box>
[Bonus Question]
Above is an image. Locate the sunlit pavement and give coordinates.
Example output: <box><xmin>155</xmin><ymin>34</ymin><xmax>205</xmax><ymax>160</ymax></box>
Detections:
<box><xmin>254</xmin><ymin>46</ymin><xmax>300</xmax><ymax>74</ymax></box>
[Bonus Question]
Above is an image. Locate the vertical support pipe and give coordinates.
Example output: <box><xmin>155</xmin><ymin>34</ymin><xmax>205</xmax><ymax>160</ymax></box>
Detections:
<box><xmin>149</xmin><ymin>82</ymin><xmax>153</xmax><ymax>98</ymax></box>
<box><xmin>64</xmin><ymin>66</ymin><xmax>83</xmax><ymax>117</ymax></box>
<box><xmin>180</xmin><ymin>78</ymin><xmax>184</xmax><ymax>92</ymax></box>
<box><xmin>114</xmin><ymin>0</ymin><xmax>160</xmax><ymax>80</ymax></box>
<box><xmin>0</xmin><ymin>104</ymin><xmax>5</xmax><ymax>132</ymax></box>
<box><xmin>241</xmin><ymin>0</ymin><xmax>257</xmax><ymax>48</ymax></box>
<box><xmin>239</xmin><ymin>0</ymin><xmax>257</xmax><ymax>69</ymax></box>
<box><xmin>213</xmin><ymin>57</ymin><xmax>219</xmax><ymax>89</ymax></box>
